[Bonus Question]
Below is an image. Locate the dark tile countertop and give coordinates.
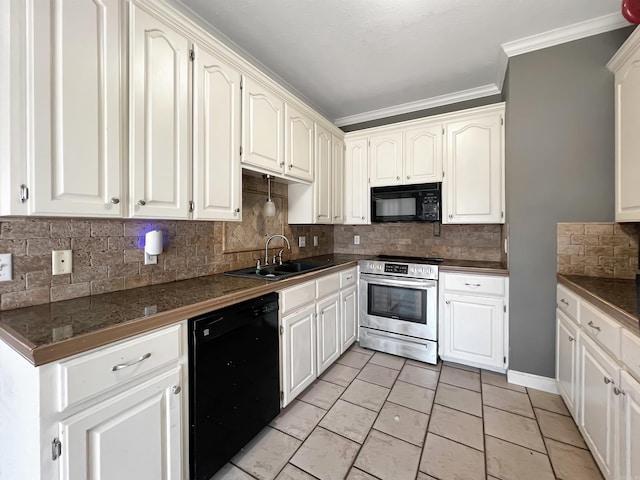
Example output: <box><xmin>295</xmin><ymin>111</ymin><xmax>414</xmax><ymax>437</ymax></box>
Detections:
<box><xmin>0</xmin><ymin>254</ymin><xmax>367</xmax><ymax>366</ymax></box>
<box><xmin>0</xmin><ymin>253</ymin><xmax>508</xmax><ymax>366</ymax></box>
<box><xmin>558</xmin><ymin>274</ymin><xmax>640</xmax><ymax>335</ymax></box>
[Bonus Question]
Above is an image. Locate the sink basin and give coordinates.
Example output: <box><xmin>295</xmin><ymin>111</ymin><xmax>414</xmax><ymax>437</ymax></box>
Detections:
<box><xmin>224</xmin><ymin>261</ymin><xmax>333</xmax><ymax>281</ymax></box>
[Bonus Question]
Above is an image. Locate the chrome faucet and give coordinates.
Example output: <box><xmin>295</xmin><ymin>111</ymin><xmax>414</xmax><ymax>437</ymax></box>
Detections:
<box><xmin>265</xmin><ymin>234</ymin><xmax>291</xmax><ymax>265</ymax></box>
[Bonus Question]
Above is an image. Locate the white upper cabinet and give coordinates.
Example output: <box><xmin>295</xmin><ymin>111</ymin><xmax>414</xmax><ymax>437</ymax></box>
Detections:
<box><xmin>332</xmin><ymin>135</ymin><xmax>345</xmax><ymax>224</ymax></box>
<box><xmin>130</xmin><ymin>6</ymin><xmax>190</xmax><ymax>219</ymax></box>
<box><xmin>285</xmin><ymin>104</ymin><xmax>314</xmax><ymax>182</ymax></box>
<box><xmin>193</xmin><ymin>44</ymin><xmax>242</xmax><ymax>221</ymax></box>
<box><xmin>369</xmin><ymin>132</ymin><xmax>403</xmax><ymax>187</ymax></box>
<box><xmin>404</xmin><ymin>124</ymin><xmax>443</xmax><ymax>184</ymax></box>
<box><xmin>315</xmin><ymin>124</ymin><xmax>333</xmax><ymax>224</ymax></box>
<box><xmin>344</xmin><ymin>138</ymin><xmax>369</xmax><ymax>224</ymax></box>
<box><xmin>443</xmin><ymin>106</ymin><xmax>505</xmax><ymax>224</ymax></box>
<box><xmin>608</xmin><ymin>29</ymin><xmax>640</xmax><ymax>222</ymax></box>
<box><xmin>30</xmin><ymin>0</ymin><xmax>123</xmax><ymax>217</ymax></box>
<box><xmin>241</xmin><ymin>77</ymin><xmax>285</xmax><ymax>174</ymax></box>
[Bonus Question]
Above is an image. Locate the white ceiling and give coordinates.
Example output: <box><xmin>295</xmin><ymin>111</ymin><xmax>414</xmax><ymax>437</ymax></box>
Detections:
<box><xmin>176</xmin><ymin>0</ymin><xmax>629</xmax><ymax>125</ymax></box>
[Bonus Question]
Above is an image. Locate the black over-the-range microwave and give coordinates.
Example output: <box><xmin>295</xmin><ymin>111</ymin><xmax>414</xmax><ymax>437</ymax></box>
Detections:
<box><xmin>371</xmin><ymin>182</ymin><xmax>442</xmax><ymax>223</ymax></box>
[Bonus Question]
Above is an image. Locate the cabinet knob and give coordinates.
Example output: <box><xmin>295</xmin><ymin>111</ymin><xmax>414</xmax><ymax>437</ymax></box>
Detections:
<box><xmin>603</xmin><ymin>377</ymin><xmax>613</xmax><ymax>385</ymax></box>
<box><xmin>396</xmin><ymin>176</ymin><xmax>400</xmax><ymax>180</ymax></box>
<box><xmin>289</xmin><ymin>164</ymin><xmax>293</xmax><ymax>169</ymax></box>
<box><xmin>137</xmin><ymin>200</ymin><xmax>146</xmax><ymax>206</ymax></box>
<box><xmin>280</xmin><ymin>162</ymin><xmax>285</xmax><ymax>167</ymax></box>
<box><xmin>235</xmin><ymin>208</ymin><xmax>240</xmax><ymax>213</ymax></box>
<box><xmin>448</xmin><ymin>214</ymin><xmax>453</xmax><ymax>219</ymax></box>
<box><xmin>614</xmin><ymin>387</ymin><xmax>626</xmax><ymax>396</ymax></box>
<box><xmin>110</xmin><ymin>197</ymin><xmax>120</xmax><ymax>205</ymax></box>
<box><xmin>407</xmin><ymin>175</ymin><xmax>410</xmax><ymax>179</ymax></box>
<box><xmin>172</xmin><ymin>385</ymin><xmax>181</xmax><ymax>395</ymax></box>
<box><xmin>334</xmin><ymin>215</ymin><xmax>339</xmax><ymax>219</ymax></box>
<box><xmin>445</xmin><ymin>300</ymin><xmax>450</xmax><ymax>305</ymax></box>
<box><xmin>568</xmin><ymin>336</ymin><xmax>575</xmax><ymax>342</ymax></box>
<box><xmin>318</xmin><ymin>215</ymin><xmax>321</xmax><ymax>219</ymax></box>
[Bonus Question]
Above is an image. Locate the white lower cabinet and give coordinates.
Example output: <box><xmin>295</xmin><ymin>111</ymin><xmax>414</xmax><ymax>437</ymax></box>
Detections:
<box><xmin>279</xmin><ymin>267</ymin><xmax>358</xmax><ymax>407</ymax></box>
<box><xmin>555</xmin><ymin>282</ymin><xmax>640</xmax><ymax>480</ymax></box>
<box><xmin>578</xmin><ymin>333</ymin><xmax>618</xmax><ymax>479</ymax></box>
<box><xmin>0</xmin><ymin>323</ymin><xmax>188</xmax><ymax>480</ymax></box>
<box><xmin>341</xmin><ymin>285</ymin><xmax>358</xmax><ymax>352</ymax></box>
<box><xmin>556</xmin><ymin>310</ymin><xmax>580</xmax><ymax>419</ymax></box>
<box><xmin>59</xmin><ymin>367</ymin><xmax>183</xmax><ymax>480</ymax></box>
<box><xmin>619</xmin><ymin>370</ymin><xmax>640</xmax><ymax>480</ymax></box>
<box><xmin>439</xmin><ymin>272</ymin><xmax>508</xmax><ymax>372</ymax></box>
<box><xmin>316</xmin><ymin>293</ymin><xmax>341</xmax><ymax>375</ymax></box>
<box><xmin>280</xmin><ymin>303</ymin><xmax>317</xmax><ymax>406</ymax></box>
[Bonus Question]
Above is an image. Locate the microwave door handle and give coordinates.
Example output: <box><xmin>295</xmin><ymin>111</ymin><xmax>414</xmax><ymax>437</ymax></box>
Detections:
<box><xmin>360</xmin><ymin>274</ymin><xmax>436</xmax><ymax>289</ymax></box>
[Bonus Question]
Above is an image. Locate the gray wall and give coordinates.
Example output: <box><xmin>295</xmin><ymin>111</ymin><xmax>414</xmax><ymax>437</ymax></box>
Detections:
<box><xmin>505</xmin><ymin>28</ymin><xmax>632</xmax><ymax>377</ymax></box>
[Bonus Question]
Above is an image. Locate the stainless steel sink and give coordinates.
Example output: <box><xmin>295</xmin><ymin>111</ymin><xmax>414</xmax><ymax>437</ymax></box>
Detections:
<box><xmin>224</xmin><ymin>261</ymin><xmax>333</xmax><ymax>281</ymax></box>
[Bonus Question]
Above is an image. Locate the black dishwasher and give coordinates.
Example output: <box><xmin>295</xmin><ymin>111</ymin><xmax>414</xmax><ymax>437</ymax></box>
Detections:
<box><xmin>188</xmin><ymin>293</ymin><xmax>280</xmax><ymax>480</ymax></box>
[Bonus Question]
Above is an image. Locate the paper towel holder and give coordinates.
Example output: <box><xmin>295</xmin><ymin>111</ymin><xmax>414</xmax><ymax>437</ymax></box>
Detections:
<box><xmin>144</xmin><ymin>230</ymin><xmax>163</xmax><ymax>265</ymax></box>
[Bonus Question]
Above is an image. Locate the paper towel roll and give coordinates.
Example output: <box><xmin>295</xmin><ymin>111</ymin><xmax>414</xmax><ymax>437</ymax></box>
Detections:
<box><xmin>145</xmin><ymin>230</ymin><xmax>163</xmax><ymax>256</ymax></box>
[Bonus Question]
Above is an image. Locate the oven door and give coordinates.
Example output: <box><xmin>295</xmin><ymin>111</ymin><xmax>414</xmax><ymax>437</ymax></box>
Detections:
<box><xmin>359</xmin><ymin>273</ymin><xmax>437</xmax><ymax>341</ymax></box>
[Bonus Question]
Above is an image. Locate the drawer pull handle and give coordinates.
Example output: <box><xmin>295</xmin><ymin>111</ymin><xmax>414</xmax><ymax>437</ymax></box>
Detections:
<box><xmin>568</xmin><ymin>336</ymin><xmax>575</xmax><ymax>342</ymax></box>
<box><xmin>614</xmin><ymin>387</ymin><xmax>626</xmax><ymax>396</ymax></box>
<box><xmin>560</xmin><ymin>298</ymin><xmax>569</xmax><ymax>306</ymax></box>
<box><xmin>588</xmin><ymin>321</ymin><xmax>601</xmax><ymax>331</ymax></box>
<box><xmin>603</xmin><ymin>377</ymin><xmax>614</xmax><ymax>385</ymax></box>
<box><xmin>112</xmin><ymin>352</ymin><xmax>151</xmax><ymax>371</ymax></box>
<box><xmin>346</xmin><ymin>276</ymin><xmax>353</xmax><ymax>280</ymax></box>
<box><xmin>465</xmin><ymin>283</ymin><xmax>481</xmax><ymax>287</ymax></box>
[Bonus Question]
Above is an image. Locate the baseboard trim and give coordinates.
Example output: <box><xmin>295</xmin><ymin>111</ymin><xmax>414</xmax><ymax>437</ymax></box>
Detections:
<box><xmin>507</xmin><ymin>370</ymin><xmax>559</xmax><ymax>394</ymax></box>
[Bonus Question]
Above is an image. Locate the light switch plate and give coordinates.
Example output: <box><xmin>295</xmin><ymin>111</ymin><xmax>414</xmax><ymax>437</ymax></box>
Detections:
<box><xmin>354</xmin><ymin>235</ymin><xmax>360</xmax><ymax>245</ymax></box>
<box><xmin>0</xmin><ymin>253</ymin><xmax>12</xmax><ymax>282</ymax></box>
<box><xmin>298</xmin><ymin>236</ymin><xmax>306</xmax><ymax>247</ymax></box>
<box><xmin>52</xmin><ymin>250</ymin><xmax>73</xmax><ymax>275</ymax></box>
<box><xmin>313</xmin><ymin>236</ymin><xmax>318</xmax><ymax>247</ymax></box>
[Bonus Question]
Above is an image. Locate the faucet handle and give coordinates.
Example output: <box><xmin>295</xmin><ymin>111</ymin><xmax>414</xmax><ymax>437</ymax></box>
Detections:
<box><xmin>255</xmin><ymin>258</ymin><xmax>261</xmax><ymax>270</ymax></box>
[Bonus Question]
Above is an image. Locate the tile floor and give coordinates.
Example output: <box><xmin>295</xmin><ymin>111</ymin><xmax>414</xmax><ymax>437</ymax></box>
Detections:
<box><xmin>213</xmin><ymin>344</ymin><xmax>603</xmax><ymax>480</ymax></box>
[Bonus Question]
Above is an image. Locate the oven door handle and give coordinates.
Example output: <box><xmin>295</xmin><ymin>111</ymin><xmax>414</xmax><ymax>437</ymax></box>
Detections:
<box><xmin>360</xmin><ymin>273</ymin><xmax>437</xmax><ymax>289</ymax></box>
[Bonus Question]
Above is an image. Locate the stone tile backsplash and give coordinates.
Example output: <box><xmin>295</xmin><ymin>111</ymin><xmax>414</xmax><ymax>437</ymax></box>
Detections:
<box><xmin>0</xmin><ymin>175</ymin><xmax>332</xmax><ymax>311</ymax></box>
<box><xmin>557</xmin><ymin>222</ymin><xmax>639</xmax><ymax>279</ymax></box>
<box><xmin>334</xmin><ymin>223</ymin><xmax>504</xmax><ymax>262</ymax></box>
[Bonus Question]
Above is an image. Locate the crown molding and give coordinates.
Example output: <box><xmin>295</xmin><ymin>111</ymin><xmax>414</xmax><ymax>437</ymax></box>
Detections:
<box><xmin>333</xmin><ymin>84</ymin><xmax>500</xmax><ymax>127</ymax></box>
<box><xmin>502</xmin><ymin>12</ymin><xmax>630</xmax><ymax>58</ymax></box>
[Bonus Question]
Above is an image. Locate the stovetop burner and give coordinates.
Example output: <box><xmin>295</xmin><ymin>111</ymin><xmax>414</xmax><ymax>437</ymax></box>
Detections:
<box><xmin>377</xmin><ymin>254</ymin><xmax>444</xmax><ymax>263</ymax></box>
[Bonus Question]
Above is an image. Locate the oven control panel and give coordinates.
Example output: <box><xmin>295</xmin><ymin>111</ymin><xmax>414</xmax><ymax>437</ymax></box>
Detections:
<box><xmin>360</xmin><ymin>261</ymin><xmax>438</xmax><ymax>280</ymax></box>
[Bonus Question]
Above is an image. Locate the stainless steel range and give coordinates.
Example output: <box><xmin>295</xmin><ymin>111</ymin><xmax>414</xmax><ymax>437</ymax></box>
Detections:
<box><xmin>359</xmin><ymin>255</ymin><xmax>441</xmax><ymax>364</ymax></box>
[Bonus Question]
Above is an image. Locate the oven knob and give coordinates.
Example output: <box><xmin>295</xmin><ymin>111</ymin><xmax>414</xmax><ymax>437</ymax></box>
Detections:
<box><xmin>418</xmin><ymin>268</ymin><xmax>423</xmax><ymax>274</ymax></box>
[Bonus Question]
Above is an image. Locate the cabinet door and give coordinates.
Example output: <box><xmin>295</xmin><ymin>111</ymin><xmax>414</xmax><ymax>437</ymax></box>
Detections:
<box><xmin>59</xmin><ymin>367</ymin><xmax>182</xmax><ymax>480</ymax></box>
<box><xmin>130</xmin><ymin>6</ymin><xmax>190</xmax><ymax>219</ymax></box>
<box><xmin>314</xmin><ymin>124</ymin><xmax>332</xmax><ymax>224</ymax></box>
<box><xmin>369</xmin><ymin>132</ymin><xmax>403</xmax><ymax>187</ymax></box>
<box><xmin>619</xmin><ymin>370</ymin><xmax>640</xmax><ymax>480</ymax></box>
<box><xmin>281</xmin><ymin>304</ymin><xmax>316</xmax><ymax>407</ymax></box>
<box><xmin>444</xmin><ymin>111</ymin><xmax>504</xmax><ymax>224</ymax></box>
<box><xmin>579</xmin><ymin>334</ymin><xmax>619</xmax><ymax>479</ymax></box>
<box><xmin>285</xmin><ymin>104</ymin><xmax>314</xmax><ymax>182</ymax></box>
<box><xmin>332</xmin><ymin>135</ymin><xmax>345</xmax><ymax>224</ymax></box>
<box><xmin>241</xmin><ymin>77</ymin><xmax>284</xmax><ymax>174</ymax></box>
<box><xmin>316</xmin><ymin>293</ymin><xmax>341</xmax><ymax>375</ymax></box>
<box><xmin>441</xmin><ymin>293</ymin><xmax>505</xmax><ymax>371</ymax></box>
<box><xmin>404</xmin><ymin>124</ymin><xmax>443</xmax><ymax>184</ymax></box>
<box><xmin>344</xmin><ymin>138</ymin><xmax>369</xmax><ymax>224</ymax></box>
<box><xmin>341</xmin><ymin>285</ymin><xmax>358</xmax><ymax>353</ymax></box>
<box><xmin>193</xmin><ymin>45</ymin><xmax>242</xmax><ymax>221</ymax></box>
<box><xmin>32</xmin><ymin>0</ymin><xmax>122</xmax><ymax>217</ymax></box>
<box><xmin>556</xmin><ymin>310</ymin><xmax>580</xmax><ymax>419</ymax></box>
<box><xmin>614</xmin><ymin>50</ymin><xmax>640</xmax><ymax>222</ymax></box>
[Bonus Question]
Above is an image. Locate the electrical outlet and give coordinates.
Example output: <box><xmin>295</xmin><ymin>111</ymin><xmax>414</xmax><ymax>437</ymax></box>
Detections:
<box><xmin>52</xmin><ymin>250</ymin><xmax>73</xmax><ymax>275</ymax></box>
<box><xmin>313</xmin><ymin>236</ymin><xmax>318</xmax><ymax>247</ymax></box>
<box><xmin>354</xmin><ymin>235</ymin><xmax>360</xmax><ymax>245</ymax></box>
<box><xmin>298</xmin><ymin>236</ymin><xmax>306</xmax><ymax>247</ymax></box>
<box><xmin>0</xmin><ymin>253</ymin><xmax>12</xmax><ymax>282</ymax></box>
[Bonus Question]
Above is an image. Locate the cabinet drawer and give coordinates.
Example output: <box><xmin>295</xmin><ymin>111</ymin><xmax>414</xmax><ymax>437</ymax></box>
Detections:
<box><xmin>316</xmin><ymin>272</ymin><xmax>341</xmax><ymax>299</ymax></box>
<box><xmin>579</xmin><ymin>301</ymin><xmax>621</xmax><ymax>358</ymax></box>
<box><xmin>442</xmin><ymin>273</ymin><xmax>505</xmax><ymax>297</ymax></box>
<box><xmin>622</xmin><ymin>329</ymin><xmax>640</xmax><ymax>382</ymax></box>
<box><xmin>340</xmin><ymin>268</ymin><xmax>357</xmax><ymax>289</ymax></box>
<box><xmin>280</xmin><ymin>280</ymin><xmax>315</xmax><ymax>315</ymax></box>
<box><xmin>57</xmin><ymin>324</ymin><xmax>182</xmax><ymax>412</ymax></box>
<box><xmin>557</xmin><ymin>284</ymin><xmax>579</xmax><ymax>323</ymax></box>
